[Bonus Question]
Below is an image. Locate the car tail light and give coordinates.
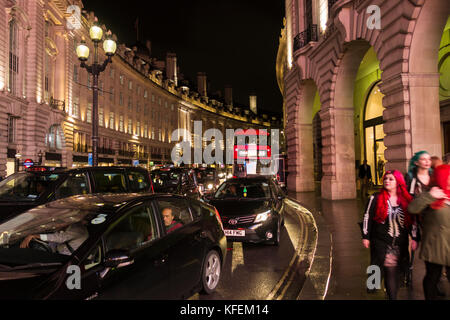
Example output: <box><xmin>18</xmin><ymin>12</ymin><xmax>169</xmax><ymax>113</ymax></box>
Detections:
<box><xmin>214</xmin><ymin>208</ymin><xmax>224</xmax><ymax>231</ymax></box>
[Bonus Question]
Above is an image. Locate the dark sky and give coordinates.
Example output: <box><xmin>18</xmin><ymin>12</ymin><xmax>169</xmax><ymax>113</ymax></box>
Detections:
<box><xmin>82</xmin><ymin>0</ymin><xmax>285</xmax><ymax>117</ymax></box>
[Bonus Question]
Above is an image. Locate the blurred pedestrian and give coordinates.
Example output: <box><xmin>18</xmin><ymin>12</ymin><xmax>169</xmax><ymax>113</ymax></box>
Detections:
<box><xmin>431</xmin><ymin>156</ymin><xmax>442</xmax><ymax>170</ymax></box>
<box><xmin>362</xmin><ymin>170</ymin><xmax>417</xmax><ymax>300</ymax></box>
<box><xmin>408</xmin><ymin>164</ymin><xmax>450</xmax><ymax>300</ymax></box>
<box><xmin>404</xmin><ymin>151</ymin><xmax>432</xmax><ymax>286</ymax></box>
<box><xmin>359</xmin><ymin>160</ymin><xmax>372</xmax><ymax>198</ymax></box>
<box><xmin>405</xmin><ymin>151</ymin><xmax>432</xmax><ymax>197</ymax></box>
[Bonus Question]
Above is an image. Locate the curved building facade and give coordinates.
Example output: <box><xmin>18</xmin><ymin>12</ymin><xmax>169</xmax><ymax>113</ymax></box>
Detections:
<box><xmin>0</xmin><ymin>0</ymin><xmax>279</xmax><ymax>178</ymax></box>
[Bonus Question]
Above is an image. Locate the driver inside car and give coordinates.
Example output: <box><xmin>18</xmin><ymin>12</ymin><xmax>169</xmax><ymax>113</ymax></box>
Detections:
<box><xmin>20</xmin><ymin>221</ymin><xmax>89</xmax><ymax>255</ymax></box>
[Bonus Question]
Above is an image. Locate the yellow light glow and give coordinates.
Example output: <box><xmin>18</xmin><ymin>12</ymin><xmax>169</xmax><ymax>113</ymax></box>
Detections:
<box><xmin>103</xmin><ymin>39</ymin><xmax>117</xmax><ymax>56</ymax></box>
<box><xmin>76</xmin><ymin>43</ymin><xmax>90</xmax><ymax>61</ymax></box>
<box><xmin>90</xmin><ymin>25</ymin><xmax>103</xmax><ymax>42</ymax></box>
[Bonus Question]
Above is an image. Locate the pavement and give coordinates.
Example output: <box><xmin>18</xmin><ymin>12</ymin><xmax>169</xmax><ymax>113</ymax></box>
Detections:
<box><xmin>288</xmin><ymin>190</ymin><xmax>450</xmax><ymax>300</ymax></box>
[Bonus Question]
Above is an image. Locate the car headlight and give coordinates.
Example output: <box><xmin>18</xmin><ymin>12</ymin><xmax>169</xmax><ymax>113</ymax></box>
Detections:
<box><xmin>207</xmin><ymin>184</ymin><xmax>213</xmax><ymax>190</ymax></box>
<box><xmin>254</xmin><ymin>210</ymin><xmax>271</xmax><ymax>223</ymax></box>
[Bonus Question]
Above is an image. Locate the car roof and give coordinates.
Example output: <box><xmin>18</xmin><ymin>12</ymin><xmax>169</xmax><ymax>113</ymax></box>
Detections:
<box><xmin>225</xmin><ymin>176</ymin><xmax>272</xmax><ymax>183</ymax></box>
<box><xmin>29</xmin><ymin>192</ymin><xmax>177</xmax><ymax>215</ymax></box>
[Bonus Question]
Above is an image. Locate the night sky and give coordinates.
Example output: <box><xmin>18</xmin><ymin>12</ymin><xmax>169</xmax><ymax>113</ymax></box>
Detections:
<box><xmin>82</xmin><ymin>0</ymin><xmax>285</xmax><ymax>117</ymax></box>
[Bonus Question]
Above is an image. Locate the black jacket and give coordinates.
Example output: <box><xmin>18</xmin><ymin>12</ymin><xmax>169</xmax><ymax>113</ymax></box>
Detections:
<box><xmin>358</xmin><ymin>164</ymin><xmax>372</xmax><ymax>179</ymax></box>
<box><xmin>361</xmin><ymin>193</ymin><xmax>414</xmax><ymax>272</ymax></box>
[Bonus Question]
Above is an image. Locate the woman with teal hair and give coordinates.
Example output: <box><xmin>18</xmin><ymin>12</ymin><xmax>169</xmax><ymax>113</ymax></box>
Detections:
<box><xmin>404</xmin><ymin>150</ymin><xmax>432</xmax><ymax>287</ymax></box>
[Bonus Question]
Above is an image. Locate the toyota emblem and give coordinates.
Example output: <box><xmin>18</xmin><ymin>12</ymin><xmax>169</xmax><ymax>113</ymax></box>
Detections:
<box><xmin>229</xmin><ymin>219</ymin><xmax>238</xmax><ymax>225</ymax></box>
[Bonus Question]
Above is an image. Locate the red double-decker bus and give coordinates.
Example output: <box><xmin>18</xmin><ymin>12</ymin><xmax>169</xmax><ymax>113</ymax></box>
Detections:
<box><xmin>233</xmin><ymin>129</ymin><xmax>272</xmax><ymax>161</ymax></box>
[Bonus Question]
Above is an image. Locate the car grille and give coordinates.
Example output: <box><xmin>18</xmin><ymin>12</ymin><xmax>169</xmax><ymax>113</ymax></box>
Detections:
<box><xmin>222</xmin><ymin>215</ymin><xmax>255</xmax><ymax>225</ymax></box>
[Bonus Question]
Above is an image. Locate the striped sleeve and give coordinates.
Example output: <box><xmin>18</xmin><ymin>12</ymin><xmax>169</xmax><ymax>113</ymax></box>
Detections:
<box><xmin>362</xmin><ymin>195</ymin><xmax>376</xmax><ymax>240</ymax></box>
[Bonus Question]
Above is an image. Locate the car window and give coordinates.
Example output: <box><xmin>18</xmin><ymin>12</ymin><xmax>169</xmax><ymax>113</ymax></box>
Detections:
<box><xmin>104</xmin><ymin>204</ymin><xmax>158</xmax><ymax>252</ymax></box>
<box><xmin>157</xmin><ymin>198</ymin><xmax>193</xmax><ymax>234</ymax></box>
<box><xmin>0</xmin><ymin>173</ymin><xmax>61</xmax><ymax>202</ymax></box>
<box><xmin>187</xmin><ymin>201</ymin><xmax>203</xmax><ymax>220</ymax></box>
<box><xmin>93</xmin><ymin>172</ymin><xmax>127</xmax><ymax>193</ymax></box>
<box><xmin>54</xmin><ymin>172</ymin><xmax>90</xmax><ymax>200</ymax></box>
<box><xmin>84</xmin><ymin>243</ymin><xmax>102</xmax><ymax>270</ymax></box>
<box><xmin>127</xmin><ymin>170</ymin><xmax>150</xmax><ymax>192</ymax></box>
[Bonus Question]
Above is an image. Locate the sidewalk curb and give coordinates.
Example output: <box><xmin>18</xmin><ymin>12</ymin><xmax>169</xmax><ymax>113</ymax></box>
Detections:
<box><xmin>287</xmin><ymin>197</ymin><xmax>333</xmax><ymax>300</ymax></box>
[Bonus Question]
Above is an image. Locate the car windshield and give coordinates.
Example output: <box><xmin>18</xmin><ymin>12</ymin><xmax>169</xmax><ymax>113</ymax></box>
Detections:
<box><xmin>0</xmin><ymin>172</ymin><xmax>62</xmax><ymax>202</ymax></box>
<box><xmin>196</xmin><ymin>170</ymin><xmax>216</xmax><ymax>183</ymax></box>
<box><xmin>214</xmin><ymin>181</ymin><xmax>271</xmax><ymax>199</ymax></box>
<box><xmin>0</xmin><ymin>204</ymin><xmax>95</xmax><ymax>267</ymax></box>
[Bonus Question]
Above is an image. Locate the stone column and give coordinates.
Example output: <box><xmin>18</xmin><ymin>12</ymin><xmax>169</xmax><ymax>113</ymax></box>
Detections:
<box><xmin>321</xmin><ymin>106</ymin><xmax>357</xmax><ymax>200</ymax></box>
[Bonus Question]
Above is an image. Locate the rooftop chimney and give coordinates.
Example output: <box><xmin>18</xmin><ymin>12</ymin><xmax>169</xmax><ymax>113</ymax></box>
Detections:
<box><xmin>224</xmin><ymin>85</ymin><xmax>233</xmax><ymax>109</ymax></box>
<box><xmin>249</xmin><ymin>95</ymin><xmax>257</xmax><ymax>115</ymax></box>
<box><xmin>166</xmin><ymin>53</ymin><xmax>177</xmax><ymax>86</ymax></box>
<box><xmin>197</xmin><ymin>72</ymin><xmax>208</xmax><ymax>97</ymax></box>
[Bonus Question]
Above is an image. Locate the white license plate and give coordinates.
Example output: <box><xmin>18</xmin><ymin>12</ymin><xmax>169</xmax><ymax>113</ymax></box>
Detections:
<box><xmin>224</xmin><ymin>229</ymin><xmax>246</xmax><ymax>237</ymax></box>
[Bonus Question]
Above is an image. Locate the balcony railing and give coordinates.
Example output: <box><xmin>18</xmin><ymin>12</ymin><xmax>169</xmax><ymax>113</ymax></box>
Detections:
<box><xmin>293</xmin><ymin>24</ymin><xmax>318</xmax><ymax>51</ymax></box>
<box><xmin>50</xmin><ymin>98</ymin><xmax>67</xmax><ymax>113</ymax></box>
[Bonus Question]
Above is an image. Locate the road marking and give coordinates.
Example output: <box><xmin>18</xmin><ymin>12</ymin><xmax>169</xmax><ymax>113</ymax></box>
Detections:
<box><xmin>231</xmin><ymin>242</ymin><xmax>244</xmax><ymax>275</ymax></box>
<box><xmin>266</xmin><ymin>199</ymin><xmax>306</xmax><ymax>300</ymax></box>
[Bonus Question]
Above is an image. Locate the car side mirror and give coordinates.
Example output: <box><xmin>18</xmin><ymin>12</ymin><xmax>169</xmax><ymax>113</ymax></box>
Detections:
<box><xmin>104</xmin><ymin>250</ymin><xmax>134</xmax><ymax>269</ymax></box>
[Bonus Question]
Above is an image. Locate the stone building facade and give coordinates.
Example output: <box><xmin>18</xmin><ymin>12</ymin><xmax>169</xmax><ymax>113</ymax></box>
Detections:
<box><xmin>0</xmin><ymin>0</ymin><xmax>278</xmax><ymax>178</ymax></box>
<box><xmin>280</xmin><ymin>0</ymin><xmax>449</xmax><ymax>199</ymax></box>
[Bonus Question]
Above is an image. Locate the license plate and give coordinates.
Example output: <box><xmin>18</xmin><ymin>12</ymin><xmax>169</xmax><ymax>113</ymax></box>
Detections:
<box><xmin>224</xmin><ymin>229</ymin><xmax>245</xmax><ymax>237</ymax></box>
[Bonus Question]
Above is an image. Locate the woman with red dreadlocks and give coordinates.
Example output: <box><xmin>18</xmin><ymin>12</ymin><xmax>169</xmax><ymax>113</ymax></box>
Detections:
<box><xmin>362</xmin><ymin>170</ymin><xmax>418</xmax><ymax>300</ymax></box>
<box><xmin>408</xmin><ymin>164</ymin><xmax>450</xmax><ymax>300</ymax></box>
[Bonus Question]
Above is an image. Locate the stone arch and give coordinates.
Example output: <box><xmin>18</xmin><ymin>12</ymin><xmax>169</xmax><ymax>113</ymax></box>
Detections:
<box><xmin>285</xmin><ymin>63</ymin><xmax>319</xmax><ymax>191</ymax></box>
<box><xmin>405</xmin><ymin>0</ymin><xmax>449</xmax><ymax>159</ymax></box>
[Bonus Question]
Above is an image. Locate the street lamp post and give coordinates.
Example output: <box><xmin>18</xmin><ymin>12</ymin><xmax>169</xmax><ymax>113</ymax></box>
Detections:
<box><xmin>76</xmin><ymin>21</ymin><xmax>117</xmax><ymax>166</ymax></box>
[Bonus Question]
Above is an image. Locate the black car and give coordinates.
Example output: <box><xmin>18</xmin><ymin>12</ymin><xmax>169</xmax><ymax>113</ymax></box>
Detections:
<box><xmin>205</xmin><ymin>176</ymin><xmax>286</xmax><ymax>245</ymax></box>
<box><xmin>151</xmin><ymin>168</ymin><xmax>200</xmax><ymax>199</ymax></box>
<box><xmin>0</xmin><ymin>193</ymin><xmax>226</xmax><ymax>300</ymax></box>
<box><xmin>194</xmin><ymin>168</ymin><xmax>220</xmax><ymax>195</ymax></box>
<box><xmin>0</xmin><ymin>166</ymin><xmax>154</xmax><ymax>222</ymax></box>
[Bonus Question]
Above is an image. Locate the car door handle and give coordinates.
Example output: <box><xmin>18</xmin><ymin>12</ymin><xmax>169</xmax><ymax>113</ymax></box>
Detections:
<box><xmin>154</xmin><ymin>254</ymin><xmax>168</xmax><ymax>267</ymax></box>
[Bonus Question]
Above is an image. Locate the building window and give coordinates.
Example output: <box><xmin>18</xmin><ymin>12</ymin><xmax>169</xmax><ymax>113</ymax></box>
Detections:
<box><xmin>46</xmin><ymin>125</ymin><xmax>64</xmax><ymax>150</ymax></box>
<box><xmin>110</xmin><ymin>67</ymin><xmax>115</xmax><ymax>79</ymax></box>
<box><xmin>152</xmin><ymin>94</ymin><xmax>155</xmax><ymax>102</ymax></box>
<box><xmin>119</xmin><ymin>92</ymin><xmax>124</xmax><ymax>106</ymax></box>
<box><xmin>8</xmin><ymin>19</ymin><xmax>19</xmax><ymax>95</ymax></box>
<box><xmin>120</xmin><ymin>75</ymin><xmax>124</xmax><ymax>85</ymax></box>
<box><xmin>72</xmin><ymin>97</ymin><xmax>80</xmax><ymax>118</ymax></box>
<box><xmin>144</xmin><ymin>124</ymin><xmax>148</xmax><ymax>138</ymax></box>
<box><xmin>109</xmin><ymin>112</ymin><xmax>115</xmax><ymax>130</ymax></box>
<box><xmin>159</xmin><ymin>129</ymin><xmax>162</xmax><ymax>141</ymax></box>
<box><xmin>144</xmin><ymin>90</ymin><xmax>148</xmax><ymax>99</ymax></box>
<box><xmin>73</xmin><ymin>65</ymin><xmax>79</xmax><ymax>83</ymax></box>
<box><xmin>7</xmin><ymin>116</ymin><xmax>16</xmax><ymax>144</ymax></box>
<box><xmin>119</xmin><ymin>115</ymin><xmax>124</xmax><ymax>132</ymax></box>
<box><xmin>136</xmin><ymin>102</ymin><xmax>140</xmax><ymax>113</ymax></box>
<box><xmin>128</xmin><ymin>97</ymin><xmax>132</xmax><ymax>111</ymax></box>
<box><xmin>99</xmin><ymin>108</ymin><xmax>104</xmax><ymax>127</ymax></box>
<box><xmin>128</xmin><ymin>119</ymin><xmax>133</xmax><ymax>134</ymax></box>
<box><xmin>99</xmin><ymin>80</ymin><xmax>104</xmax><ymax>96</ymax></box>
<box><xmin>87</xmin><ymin>75</ymin><xmax>92</xmax><ymax>90</ymax></box>
<box><xmin>109</xmin><ymin>87</ymin><xmax>114</xmax><ymax>102</ymax></box>
<box><xmin>137</xmin><ymin>121</ymin><xmax>141</xmax><ymax>136</ymax></box>
<box><xmin>128</xmin><ymin>80</ymin><xmax>133</xmax><ymax>90</ymax></box>
<box><xmin>86</xmin><ymin>104</ymin><xmax>92</xmax><ymax>123</ymax></box>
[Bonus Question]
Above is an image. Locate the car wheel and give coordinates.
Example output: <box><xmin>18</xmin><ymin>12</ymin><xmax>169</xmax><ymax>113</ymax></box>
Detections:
<box><xmin>201</xmin><ymin>250</ymin><xmax>221</xmax><ymax>294</ymax></box>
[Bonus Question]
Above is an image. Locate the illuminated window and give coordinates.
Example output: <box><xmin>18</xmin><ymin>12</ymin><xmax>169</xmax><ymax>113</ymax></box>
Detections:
<box><xmin>86</xmin><ymin>104</ymin><xmax>92</xmax><ymax>123</ymax></box>
<box><xmin>319</xmin><ymin>0</ymin><xmax>328</xmax><ymax>33</ymax></box>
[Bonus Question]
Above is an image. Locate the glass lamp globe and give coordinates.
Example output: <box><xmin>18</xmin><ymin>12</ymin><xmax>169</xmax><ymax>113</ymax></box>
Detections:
<box><xmin>76</xmin><ymin>43</ymin><xmax>90</xmax><ymax>61</ymax></box>
<box><xmin>103</xmin><ymin>39</ymin><xmax>117</xmax><ymax>56</ymax></box>
<box><xmin>89</xmin><ymin>25</ymin><xmax>103</xmax><ymax>42</ymax></box>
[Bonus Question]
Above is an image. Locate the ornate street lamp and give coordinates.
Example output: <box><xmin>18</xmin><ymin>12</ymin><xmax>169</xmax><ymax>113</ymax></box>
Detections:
<box><xmin>76</xmin><ymin>20</ymin><xmax>116</xmax><ymax>166</ymax></box>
